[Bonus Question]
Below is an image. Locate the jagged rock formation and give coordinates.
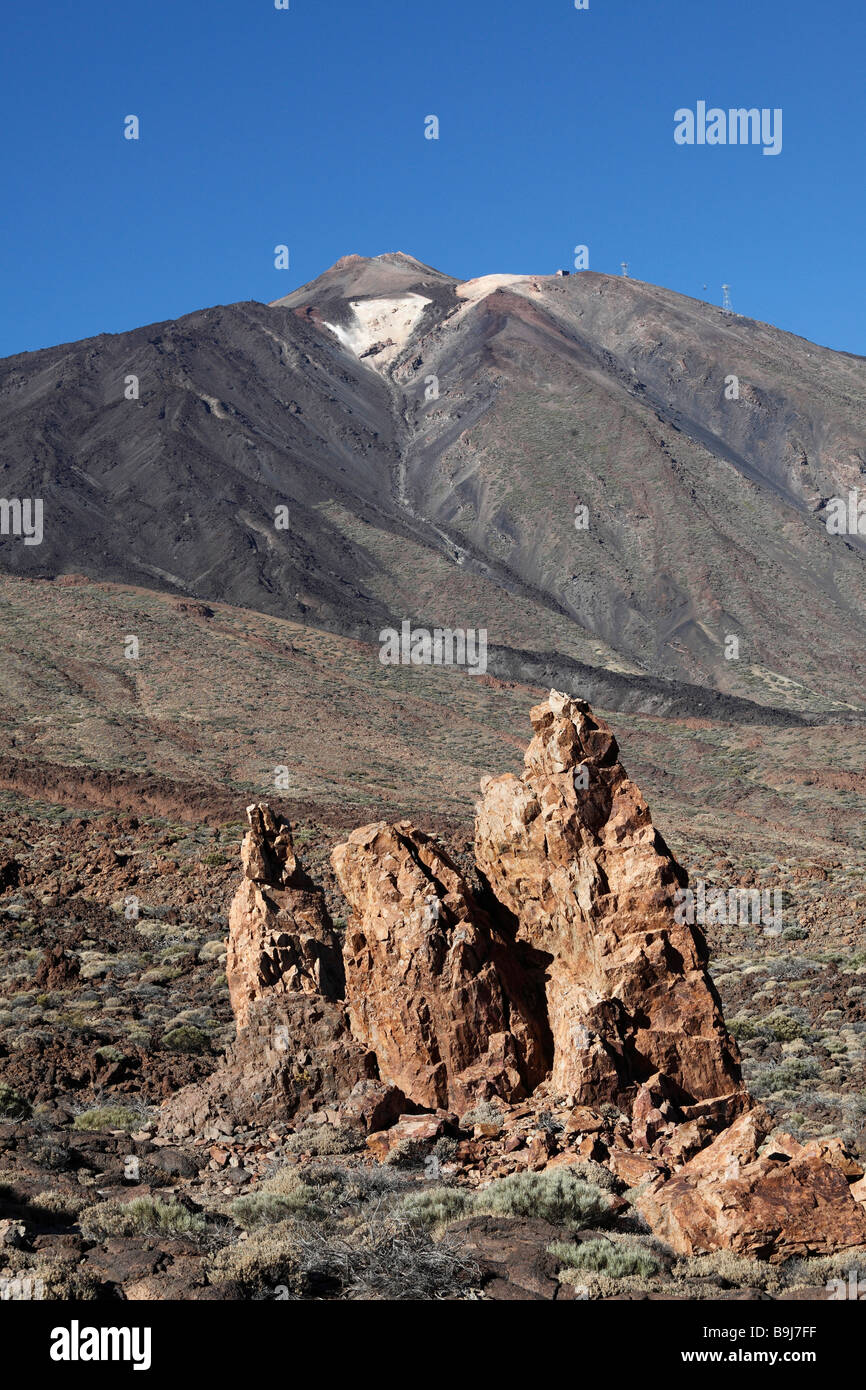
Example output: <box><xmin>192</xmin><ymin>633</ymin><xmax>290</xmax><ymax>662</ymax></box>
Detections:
<box><xmin>162</xmin><ymin>805</ymin><xmax>370</xmax><ymax>1136</ymax></box>
<box><xmin>636</xmin><ymin>1107</ymin><xmax>866</xmax><ymax>1259</ymax></box>
<box><xmin>226</xmin><ymin>804</ymin><xmax>344</xmax><ymax>1031</ymax></box>
<box><xmin>474</xmin><ymin>691</ymin><xmax>745</xmax><ymax>1116</ymax></box>
<box><xmin>331</xmin><ymin>821</ymin><xmax>551</xmax><ymax>1110</ymax></box>
<box><xmin>164</xmin><ymin>700</ymin><xmax>744</xmax><ymax>1136</ymax></box>
<box><xmin>158</xmin><ymin>695</ymin><xmax>866</xmax><ymax>1263</ymax></box>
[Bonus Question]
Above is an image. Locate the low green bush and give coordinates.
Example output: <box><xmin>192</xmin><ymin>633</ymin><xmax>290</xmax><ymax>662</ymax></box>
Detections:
<box><xmin>548</xmin><ymin>1237</ymin><xmax>660</xmax><ymax>1278</ymax></box>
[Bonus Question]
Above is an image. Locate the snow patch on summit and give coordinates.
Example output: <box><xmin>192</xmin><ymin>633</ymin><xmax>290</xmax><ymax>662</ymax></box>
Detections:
<box><xmin>324</xmin><ymin>294</ymin><xmax>432</xmax><ymax>370</ymax></box>
<box><xmin>456</xmin><ymin>273</ymin><xmax>533</xmax><ymax>303</ymax></box>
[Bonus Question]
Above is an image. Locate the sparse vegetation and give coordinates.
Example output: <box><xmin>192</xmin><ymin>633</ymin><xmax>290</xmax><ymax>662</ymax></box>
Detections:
<box><xmin>161</xmin><ymin>1024</ymin><xmax>210</xmax><ymax>1053</ymax></box>
<box><xmin>548</xmin><ymin>1237</ymin><xmax>660</xmax><ymax>1278</ymax></box>
<box><xmin>209</xmin><ymin>1212</ymin><xmax>479</xmax><ymax>1300</ymax></box>
<box><xmin>282</xmin><ymin>1124</ymin><xmax>365</xmax><ymax>1156</ymax></box>
<box><xmin>73</xmin><ymin>1105</ymin><xmax>144</xmax><ymax>1132</ymax></box>
<box><xmin>80</xmin><ymin>1196</ymin><xmax>206</xmax><ymax>1239</ymax></box>
<box><xmin>0</xmin><ymin>1084</ymin><xmax>30</xmax><ymax>1119</ymax></box>
<box><xmin>401</xmin><ymin>1169</ymin><xmax>612</xmax><ymax>1231</ymax></box>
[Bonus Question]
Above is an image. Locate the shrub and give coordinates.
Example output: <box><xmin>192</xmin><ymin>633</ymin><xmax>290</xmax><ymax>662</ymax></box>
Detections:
<box><xmin>282</xmin><ymin>1125</ymin><xmax>364</xmax><ymax>1156</ymax></box>
<box><xmin>209</xmin><ymin>1213</ymin><xmax>479</xmax><ymax>1301</ymax></box>
<box><xmin>559</xmin><ymin>1159</ymin><xmax>621</xmax><ymax>1194</ymax></box>
<box><xmin>208</xmin><ymin>1219</ymin><xmax>305</xmax><ymax>1296</ymax></box>
<box><xmin>432</xmin><ymin>1136</ymin><xmax>459</xmax><ymax>1164</ymax></box>
<box><xmin>198</xmin><ymin>940</ymin><xmax>227</xmax><ymax>961</ymax></box>
<box><xmin>28</xmin><ymin>1260</ymin><xmax>102</xmax><ymax>1301</ymax></box>
<box><xmin>161</xmin><ymin>1025</ymin><xmax>210</xmax><ymax>1053</ymax></box>
<box><xmin>0</xmin><ymin>1085</ymin><xmax>30</xmax><ymax>1120</ymax></box>
<box><xmin>80</xmin><ymin>1196</ymin><xmax>205</xmax><ymax>1239</ymax></box>
<box><xmin>229</xmin><ymin>1193</ymin><xmax>306</xmax><ymax>1228</ymax></box>
<box><xmin>384</xmin><ymin>1138</ymin><xmax>431</xmax><ymax>1168</ymax></box>
<box><xmin>673</xmin><ymin>1250</ymin><xmax>782</xmax><ymax>1294</ymax></box>
<box><xmin>73</xmin><ymin>1105</ymin><xmax>143</xmax><ymax>1132</ymax></box>
<box><xmin>765</xmin><ymin>1013</ymin><xmax>806</xmax><ymax>1042</ymax></box>
<box><xmin>402</xmin><ymin>1170</ymin><xmax>612</xmax><ymax>1231</ymax></box>
<box><xmin>548</xmin><ymin>1237</ymin><xmax>659</xmax><ymax>1278</ymax></box>
<box><xmin>754</xmin><ymin>1058</ymin><xmax>820</xmax><ymax>1094</ymax></box>
<box><xmin>28</xmin><ymin>1189</ymin><xmax>87</xmax><ymax>1223</ymax></box>
<box><xmin>475</xmin><ymin>1170</ymin><xmax>611</xmax><ymax>1226</ymax></box>
<box><xmin>400</xmin><ymin>1187</ymin><xmax>473</xmax><ymax>1228</ymax></box>
<box><xmin>537</xmin><ymin>1111</ymin><xmax>564</xmax><ymax>1135</ymax></box>
<box><xmin>459</xmin><ymin>1101</ymin><xmax>503</xmax><ymax>1130</ymax></box>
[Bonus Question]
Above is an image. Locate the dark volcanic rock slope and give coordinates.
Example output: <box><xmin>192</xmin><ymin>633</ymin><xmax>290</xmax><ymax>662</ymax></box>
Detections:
<box><xmin>2</xmin><ymin>252</ymin><xmax>866</xmax><ymax>713</ymax></box>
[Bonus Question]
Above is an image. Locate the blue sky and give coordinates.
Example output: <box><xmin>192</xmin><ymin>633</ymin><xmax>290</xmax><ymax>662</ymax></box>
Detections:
<box><xmin>1</xmin><ymin>0</ymin><xmax>863</xmax><ymax>357</ymax></box>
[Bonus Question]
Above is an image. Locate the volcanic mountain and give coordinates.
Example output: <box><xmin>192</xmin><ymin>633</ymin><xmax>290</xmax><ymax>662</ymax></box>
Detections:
<box><xmin>2</xmin><ymin>251</ymin><xmax>866</xmax><ymax>716</ymax></box>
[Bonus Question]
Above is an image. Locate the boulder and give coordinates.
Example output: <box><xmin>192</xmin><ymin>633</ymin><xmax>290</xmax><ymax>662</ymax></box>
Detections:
<box><xmin>34</xmin><ymin>944</ymin><xmax>81</xmax><ymax>991</ymax></box>
<box><xmin>337</xmin><ymin>1079</ymin><xmax>409</xmax><ymax>1133</ymax></box>
<box><xmin>474</xmin><ymin>691</ymin><xmax>745</xmax><ymax>1117</ymax></box>
<box><xmin>636</xmin><ymin>1107</ymin><xmax>866</xmax><ymax>1259</ymax></box>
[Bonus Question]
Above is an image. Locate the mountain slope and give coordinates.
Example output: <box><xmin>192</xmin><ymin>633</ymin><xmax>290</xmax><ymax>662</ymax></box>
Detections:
<box><xmin>1</xmin><ymin>253</ymin><xmax>865</xmax><ymax>713</ymax></box>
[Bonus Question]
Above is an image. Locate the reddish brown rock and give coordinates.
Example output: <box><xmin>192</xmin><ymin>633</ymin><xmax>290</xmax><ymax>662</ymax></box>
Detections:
<box><xmin>159</xmin><ymin>993</ymin><xmax>376</xmax><ymax>1138</ymax></box>
<box><xmin>337</xmin><ymin>1079</ymin><xmax>409</xmax><ymax>1134</ymax></box>
<box><xmin>332</xmin><ymin>820</ymin><xmax>551</xmax><ymax>1111</ymax></box>
<box><xmin>565</xmin><ymin>1107</ymin><xmax>605</xmax><ymax>1134</ymax></box>
<box><xmin>636</xmin><ymin>1107</ymin><xmax>866</xmax><ymax>1259</ymax></box>
<box><xmin>365</xmin><ymin>1112</ymin><xmax>453</xmax><ymax>1162</ymax></box>
<box><xmin>227</xmin><ymin>804</ymin><xmax>343</xmax><ymax>1031</ymax></box>
<box><xmin>608</xmin><ymin>1150</ymin><xmax>668</xmax><ymax>1187</ymax></box>
<box><xmin>34</xmin><ymin>944</ymin><xmax>81</xmax><ymax>990</ymax></box>
<box><xmin>474</xmin><ymin>691</ymin><xmax>744</xmax><ymax>1116</ymax></box>
<box><xmin>800</xmin><ymin>1136</ymin><xmax>864</xmax><ymax>1180</ymax></box>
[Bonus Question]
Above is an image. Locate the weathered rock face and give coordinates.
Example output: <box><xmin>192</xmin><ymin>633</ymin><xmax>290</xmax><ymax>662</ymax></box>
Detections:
<box><xmin>636</xmin><ymin>1107</ymin><xmax>866</xmax><ymax>1260</ymax></box>
<box><xmin>227</xmin><ymin>804</ymin><xmax>344</xmax><ymax>1031</ymax></box>
<box><xmin>159</xmin><ymin>992</ymin><xmax>376</xmax><ymax>1138</ymax></box>
<box><xmin>474</xmin><ymin>691</ymin><xmax>744</xmax><ymax>1112</ymax></box>
<box><xmin>331</xmin><ymin>821</ymin><xmax>551</xmax><ymax>1111</ymax></box>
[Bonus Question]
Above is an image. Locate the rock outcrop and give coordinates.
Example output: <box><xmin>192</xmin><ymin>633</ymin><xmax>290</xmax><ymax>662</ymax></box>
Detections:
<box><xmin>34</xmin><ymin>944</ymin><xmax>81</xmax><ymax>990</ymax></box>
<box><xmin>160</xmin><ymin>991</ymin><xmax>376</xmax><ymax>1138</ymax></box>
<box><xmin>227</xmin><ymin>804</ymin><xmax>344</xmax><ymax>1031</ymax></box>
<box><xmin>164</xmin><ymin>698</ymin><xmax>746</xmax><ymax>1140</ymax></box>
<box><xmin>332</xmin><ymin>821</ymin><xmax>551</xmax><ymax>1110</ymax></box>
<box><xmin>162</xmin><ymin>805</ymin><xmax>367</xmax><ymax>1136</ymax></box>
<box><xmin>158</xmin><ymin>697</ymin><xmax>866</xmax><ymax>1267</ymax></box>
<box><xmin>474</xmin><ymin>692</ymin><xmax>744</xmax><ymax>1116</ymax></box>
<box><xmin>636</xmin><ymin>1107</ymin><xmax>866</xmax><ymax>1260</ymax></box>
